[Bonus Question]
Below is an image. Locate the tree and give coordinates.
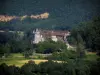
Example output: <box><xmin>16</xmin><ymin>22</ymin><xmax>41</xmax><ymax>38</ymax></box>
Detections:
<box><xmin>0</xmin><ymin>43</ymin><xmax>11</xmax><ymax>58</ymax></box>
<box><xmin>36</xmin><ymin>40</ymin><xmax>67</xmax><ymax>53</ymax></box>
<box><xmin>75</xmin><ymin>34</ymin><xmax>86</xmax><ymax>58</ymax></box>
<box><xmin>20</xmin><ymin>62</ymin><xmax>39</xmax><ymax>75</ymax></box>
<box><xmin>68</xmin><ymin>17</ymin><xmax>100</xmax><ymax>55</ymax></box>
<box><xmin>0</xmin><ymin>44</ymin><xmax>4</xmax><ymax>57</ymax></box>
<box><xmin>3</xmin><ymin>43</ymin><xmax>11</xmax><ymax>57</ymax></box>
<box><xmin>68</xmin><ymin>29</ymin><xmax>86</xmax><ymax>58</ymax></box>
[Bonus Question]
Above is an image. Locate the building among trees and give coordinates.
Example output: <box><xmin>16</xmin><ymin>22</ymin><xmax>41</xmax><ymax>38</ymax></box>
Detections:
<box><xmin>33</xmin><ymin>29</ymin><xmax>70</xmax><ymax>44</ymax></box>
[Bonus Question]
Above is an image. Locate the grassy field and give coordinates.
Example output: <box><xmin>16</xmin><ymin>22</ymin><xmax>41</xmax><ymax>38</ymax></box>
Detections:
<box><xmin>0</xmin><ymin>59</ymin><xmax>49</xmax><ymax>67</ymax></box>
<box><xmin>0</xmin><ymin>52</ymin><xmax>99</xmax><ymax>67</ymax></box>
<box><xmin>85</xmin><ymin>52</ymin><xmax>99</xmax><ymax>61</ymax></box>
<box><xmin>0</xmin><ymin>53</ymin><xmax>62</xmax><ymax>67</ymax></box>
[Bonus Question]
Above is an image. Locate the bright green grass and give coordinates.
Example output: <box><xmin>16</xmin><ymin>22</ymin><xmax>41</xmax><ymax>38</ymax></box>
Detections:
<box><xmin>8</xmin><ymin>53</ymin><xmax>24</xmax><ymax>58</ymax></box>
<box><xmin>85</xmin><ymin>52</ymin><xmax>100</xmax><ymax>61</ymax></box>
<box><xmin>0</xmin><ymin>57</ymin><xmax>46</xmax><ymax>67</ymax></box>
<box><xmin>0</xmin><ymin>53</ymin><xmax>28</xmax><ymax>67</ymax></box>
<box><xmin>0</xmin><ymin>52</ymin><xmax>99</xmax><ymax>67</ymax></box>
<box><xmin>0</xmin><ymin>59</ymin><xmax>25</xmax><ymax>67</ymax></box>
<box><xmin>0</xmin><ymin>53</ymin><xmax>49</xmax><ymax>67</ymax></box>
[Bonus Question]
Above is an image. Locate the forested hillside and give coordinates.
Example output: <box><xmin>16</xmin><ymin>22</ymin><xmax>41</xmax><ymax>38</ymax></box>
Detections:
<box><xmin>0</xmin><ymin>0</ymin><xmax>100</xmax><ymax>31</ymax></box>
<box><xmin>0</xmin><ymin>0</ymin><xmax>100</xmax><ymax>75</ymax></box>
<box><xmin>68</xmin><ymin>16</ymin><xmax>100</xmax><ymax>55</ymax></box>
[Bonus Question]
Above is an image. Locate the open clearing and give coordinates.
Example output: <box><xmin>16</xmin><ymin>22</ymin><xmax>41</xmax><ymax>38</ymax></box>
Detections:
<box><xmin>0</xmin><ymin>52</ymin><xmax>99</xmax><ymax>67</ymax></box>
<box><xmin>0</xmin><ymin>59</ymin><xmax>62</xmax><ymax>67</ymax></box>
<box><xmin>0</xmin><ymin>59</ymin><xmax>48</xmax><ymax>67</ymax></box>
<box><xmin>0</xmin><ymin>53</ymin><xmax>62</xmax><ymax>67</ymax></box>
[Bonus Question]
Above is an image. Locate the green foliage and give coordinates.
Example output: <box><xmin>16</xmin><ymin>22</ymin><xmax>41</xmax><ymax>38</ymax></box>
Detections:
<box><xmin>0</xmin><ymin>43</ymin><xmax>11</xmax><ymax>58</ymax></box>
<box><xmin>46</xmin><ymin>49</ymin><xmax>78</xmax><ymax>61</ymax></box>
<box><xmin>21</xmin><ymin>62</ymin><xmax>39</xmax><ymax>75</ymax></box>
<box><xmin>0</xmin><ymin>32</ymin><xmax>14</xmax><ymax>44</ymax></box>
<box><xmin>68</xmin><ymin>31</ymin><xmax>86</xmax><ymax>58</ymax></box>
<box><xmin>89</xmin><ymin>58</ymin><xmax>100</xmax><ymax>75</ymax></box>
<box><xmin>0</xmin><ymin>63</ymin><xmax>20</xmax><ymax>75</ymax></box>
<box><xmin>23</xmin><ymin>50</ymin><xmax>33</xmax><ymax>58</ymax></box>
<box><xmin>1</xmin><ymin>59</ymin><xmax>98</xmax><ymax>75</ymax></box>
<box><xmin>65</xmin><ymin>59</ymin><xmax>90</xmax><ymax>75</ymax></box>
<box><xmin>36</xmin><ymin>40</ymin><xmax>67</xmax><ymax>53</ymax></box>
<box><xmin>68</xmin><ymin>17</ymin><xmax>100</xmax><ymax>55</ymax></box>
<box><xmin>0</xmin><ymin>44</ymin><xmax>4</xmax><ymax>57</ymax></box>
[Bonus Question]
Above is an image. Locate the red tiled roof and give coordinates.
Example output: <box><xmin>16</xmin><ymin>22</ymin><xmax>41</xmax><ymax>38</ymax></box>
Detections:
<box><xmin>39</xmin><ymin>30</ymin><xmax>70</xmax><ymax>37</ymax></box>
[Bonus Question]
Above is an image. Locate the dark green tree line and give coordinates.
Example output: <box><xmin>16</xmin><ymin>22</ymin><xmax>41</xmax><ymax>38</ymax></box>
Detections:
<box><xmin>68</xmin><ymin>17</ymin><xmax>100</xmax><ymax>55</ymax></box>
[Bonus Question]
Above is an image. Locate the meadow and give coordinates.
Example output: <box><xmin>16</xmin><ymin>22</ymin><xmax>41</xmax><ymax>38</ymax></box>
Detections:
<box><xmin>0</xmin><ymin>53</ymin><xmax>63</xmax><ymax>67</ymax></box>
<box><xmin>0</xmin><ymin>52</ymin><xmax>99</xmax><ymax>67</ymax></box>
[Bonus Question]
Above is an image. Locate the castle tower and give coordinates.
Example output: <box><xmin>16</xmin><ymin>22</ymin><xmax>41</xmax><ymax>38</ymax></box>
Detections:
<box><xmin>33</xmin><ymin>29</ymin><xmax>43</xmax><ymax>44</ymax></box>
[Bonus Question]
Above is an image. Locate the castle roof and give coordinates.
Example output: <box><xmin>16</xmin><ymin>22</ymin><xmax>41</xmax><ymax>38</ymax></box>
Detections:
<box><xmin>39</xmin><ymin>29</ymin><xmax>70</xmax><ymax>37</ymax></box>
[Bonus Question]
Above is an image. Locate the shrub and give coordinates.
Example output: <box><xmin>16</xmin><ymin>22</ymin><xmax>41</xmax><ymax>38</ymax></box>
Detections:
<box><xmin>28</xmin><ymin>60</ymin><xmax>35</xmax><ymax>64</ymax></box>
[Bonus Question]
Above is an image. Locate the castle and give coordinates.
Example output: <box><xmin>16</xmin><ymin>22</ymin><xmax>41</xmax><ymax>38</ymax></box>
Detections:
<box><xmin>33</xmin><ymin>29</ymin><xmax>70</xmax><ymax>44</ymax></box>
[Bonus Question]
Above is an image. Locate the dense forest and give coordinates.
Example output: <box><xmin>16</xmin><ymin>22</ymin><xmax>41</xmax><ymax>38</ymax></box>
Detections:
<box><xmin>0</xmin><ymin>16</ymin><xmax>100</xmax><ymax>55</ymax></box>
<box><xmin>0</xmin><ymin>0</ymin><xmax>100</xmax><ymax>75</ymax></box>
<box><xmin>0</xmin><ymin>0</ymin><xmax>100</xmax><ymax>30</ymax></box>
<box><xmin>68</xmin><ymin>16</ymin><xmax>100</xmax><ymax>55</ymax></box>
<box><xmin>0</xmin><ymin>17</ymin><xmax>100</xmax><ymax>75</ymax></box>
<box><xmin>0</xmin><ymin>58</ymin><xmax>100</xmax><ymax>75</ymax></box>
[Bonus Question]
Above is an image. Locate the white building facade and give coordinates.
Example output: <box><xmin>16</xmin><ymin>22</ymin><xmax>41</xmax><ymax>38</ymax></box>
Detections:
<box><xmin>33</xmin><ymin>29</ymin><xmax>70</xmax><ymax>44</ymax></box>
